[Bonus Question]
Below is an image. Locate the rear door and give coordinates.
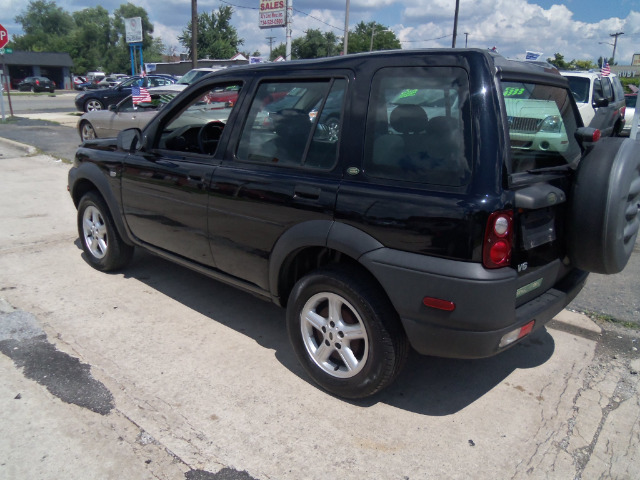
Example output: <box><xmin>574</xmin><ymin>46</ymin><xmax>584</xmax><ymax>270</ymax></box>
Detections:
<box><xmin>206</xmin><ymin>75</ymin><xmax>348</xmax><ymax>290</ymax></box>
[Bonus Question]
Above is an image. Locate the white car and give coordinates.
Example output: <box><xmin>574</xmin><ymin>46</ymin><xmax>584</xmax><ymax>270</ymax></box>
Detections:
<box><xmin>561</xmin><ymin>71</ymin><xmax>625</xmax><ymax>136</ymax></box>
<box><xmin>156</xmin><ymin>67</ymin><xmax>227</xmax><ymax>92</ymax></box>
<box><xmin>622</xmin><ymin>94</ymin><xmax>637</xmax><ymax>136</ymax></box>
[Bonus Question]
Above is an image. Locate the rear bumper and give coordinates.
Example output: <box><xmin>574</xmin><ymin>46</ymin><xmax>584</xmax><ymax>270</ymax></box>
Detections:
<box><xmin>360</xmin><ymin>248</ymin><xmax>588</xmax><ymax>359</ymax></box>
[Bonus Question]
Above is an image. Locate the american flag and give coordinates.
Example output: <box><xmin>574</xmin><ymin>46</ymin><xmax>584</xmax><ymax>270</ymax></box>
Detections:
<box><xmin>132</xmin><ymin>86</ymin><xmax>151</xmax><ymax>104</ymax></box>
<box><xmin>601</xmin><ymin>60</ymin><xmax>611</xmax><ymax>77</ymax></box>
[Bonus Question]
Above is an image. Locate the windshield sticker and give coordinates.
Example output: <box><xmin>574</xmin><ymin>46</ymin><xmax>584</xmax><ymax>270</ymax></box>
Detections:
<box><xmin>503</xmin><ymin>87</ymin><xmax>525</xmax><ymax>97</ymax></box>
<box><xmin>398</xmin><ymin>88</ymin><xmax>418</xmax><ymax>99</ymax></box>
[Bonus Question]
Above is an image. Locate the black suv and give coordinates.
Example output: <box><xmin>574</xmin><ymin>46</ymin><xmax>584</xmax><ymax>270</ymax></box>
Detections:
<box><xmin>68</xmin><ymin>50</ymin><xmax>640</xmax><ymax>398</ymax></box>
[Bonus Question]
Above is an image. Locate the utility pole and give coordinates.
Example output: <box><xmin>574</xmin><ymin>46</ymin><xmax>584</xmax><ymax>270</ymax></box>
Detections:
<box><xmin>464</xmin><ymin>32</ymin><xmax>469</xmax><ymax>48</ymax></box>
<box><xmin>343</xmin><ymin>0</ymin><xmax>350</xmax><ymax>55</ymax></box>
<box><xmin>266</xmin><ymin>36</ymin><xmax>275</xmax><ymax>59</ymax></box>
<box><xmin>452</xmin><ymin>0</ymin><xmax>460</xmax><ymax>48</ymax></box>
<box><xmin>285</xmin><ymin>0</ymin><xmax>292</xmax><ymax>60</ymax></box>
<box><xmin>610</xmin><ymin>31</ymin><xmax>623</xmax><ymax>64</ymax></box>
<box><xmin>191</xmin><ymin>0</ymin><xmax>197</xmax><ymax>68</ymax></box>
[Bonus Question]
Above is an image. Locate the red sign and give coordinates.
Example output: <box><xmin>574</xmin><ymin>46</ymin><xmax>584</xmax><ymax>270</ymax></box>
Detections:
<box><xmin>0</xmin><ymin>24</ymin><xmax>8</xmax><ymax>49</ymax></box>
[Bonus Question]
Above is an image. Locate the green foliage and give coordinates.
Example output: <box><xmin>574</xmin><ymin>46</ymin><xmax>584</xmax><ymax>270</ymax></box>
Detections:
<box><xmin>547</xmin><ymin>53</ymin><xmax>606</xmax><ymax>72</ymax></box>
<box><xmin>572</xmin><ymin>59</ymin><xmax>597</xmax><ymax>71</ymax></box>
<box><xmin>620</xmin><ymin>77</ymin><xmax>640</xmax><ymax>94</ymax></box>
<box><xmin>547</xmin><ymin>53</ymin><xmax>571</xmax><ymax>70</ymax></box>
<box><xmin>347</xmin><ymin>22</ymin><xmax>401</xmax><ymax>54</ymax></box>
<box><xmin>12</xmin><ymin>0</ymin><xmax>166</xmax><ymax>74</ymax></box>
<box><xmin>178</xmin><ymin>6</ymin><xmax>244</xmax><ymax>60</ymax></box>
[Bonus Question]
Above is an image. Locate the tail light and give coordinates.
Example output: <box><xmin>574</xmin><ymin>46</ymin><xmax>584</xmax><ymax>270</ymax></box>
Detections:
<box><xmin>483</xmin><ymin>210</ymin><xmax>514</xmax><ymax>269</ymax></box>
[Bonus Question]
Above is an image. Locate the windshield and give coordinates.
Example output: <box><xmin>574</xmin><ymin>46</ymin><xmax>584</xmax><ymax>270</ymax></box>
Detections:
<box><xmin>565</xmin><ymin>77</ymin><xmax>590</xmax><ymax>103</ymax></box>
<box><xmin>502</xmin><ymin>81</ymin><xmax>581</xmax><ymax>172</ymax></box>
<box><xmin>178</xmin><ymin>70</ymin><xmax>211</xmax><ymax>85</ymax></box>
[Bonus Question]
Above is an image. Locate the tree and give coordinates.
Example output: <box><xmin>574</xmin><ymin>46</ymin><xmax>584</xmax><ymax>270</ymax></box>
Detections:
<box><xmin>69</xmin><ymin>6</ymin><xmax>113</xmax><ymax>74</ymax></box>
<box><xmin>178</xmin><ymin>6</ymin><xmax>244</xmax><ymax>60</ymax></box>
<box><xmin>12</xmin><ymin>0</ymin><xmax>75</xmax><ymax>51</ymax></box>
<box><xmin>12</xmin><ymin>0</ymin><xmax>165</xmax><ymax>74</ymax></box>
<box><xmin>346</xmin><ymin>21</ymin><xmax>400</xmax><ymax>54</ymax></box>
<box><xmin>271</xmin><ymin>30</ymin><xmax>340</xmax><ymax>60</ymax></box>
<box><xmin>572</xmin><ymin>59</ymin><xmax>597</xmax><ymax>70</ymax></box>
<box><xmin>547</xmin><ymin>53</ymin><xmax>571</xmax><ymax>70</ymax></box>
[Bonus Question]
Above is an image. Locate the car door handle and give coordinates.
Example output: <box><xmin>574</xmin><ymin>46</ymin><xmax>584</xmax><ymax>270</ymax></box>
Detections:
<box><xmin>294</xmin><ymin>185</ymin><xmax>321</xmax><ymax>200</ymax></box>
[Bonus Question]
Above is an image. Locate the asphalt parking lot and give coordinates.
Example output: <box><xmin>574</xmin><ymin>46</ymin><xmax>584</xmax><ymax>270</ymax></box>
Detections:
<box><xmin>1</xmin><ymin>132</ymin><xmax>639</xmax><ymax>479</ymax></box>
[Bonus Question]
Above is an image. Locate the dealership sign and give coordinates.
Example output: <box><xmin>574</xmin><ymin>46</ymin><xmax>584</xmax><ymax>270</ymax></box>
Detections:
<box><xmin>259</xmin><ymin>0</ymin><xmax>286</xmax><ymax>29</ymax></box>
<box><xmin>125</xmin><ymin>17</ymin><xmax>143</xmax><ymax>43</ymax></box>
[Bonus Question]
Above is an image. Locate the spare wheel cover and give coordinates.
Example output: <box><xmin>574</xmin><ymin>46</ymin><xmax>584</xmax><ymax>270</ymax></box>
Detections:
<box><xmin>568</xmin><ymin>138</ymin><xmax>640</xmax><ymax>274</ymax></box>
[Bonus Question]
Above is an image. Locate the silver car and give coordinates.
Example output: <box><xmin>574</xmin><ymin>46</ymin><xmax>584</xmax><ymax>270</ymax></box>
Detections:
<box><xmin>77</xmin><ymin>90</ymin><xmax>178</xmax><ymax>141</ymax></box>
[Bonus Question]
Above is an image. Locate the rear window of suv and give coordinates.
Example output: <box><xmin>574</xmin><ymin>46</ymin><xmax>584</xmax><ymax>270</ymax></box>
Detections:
<box><xmin>502</xmin><ymin>81</ymin><xmax>581</xmax><ymax>172</ymax></box>
<box><xmin>363</xmin><ymin>67</ymin><xmax>472</xmax><ymax>187</ymax></box>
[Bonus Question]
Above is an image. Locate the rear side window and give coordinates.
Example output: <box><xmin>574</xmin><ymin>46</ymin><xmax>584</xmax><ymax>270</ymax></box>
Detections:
<box><xmin>502</xmin><ymin>81</ymin><xmax>581</xmax><ymax>172</ymax></box>
<box><xmin>237</xmin><ymin>79</ymin><xmax>345</xmax><ymax>169</ymax></box>
<box><xmin>602</xmin><ymin>77</ymin><xmax>613</xmax><ymax>101</ymax></box>
<box><xmin>363</xmin><ymin>67</ymin><xmax>472</xmax><ymax>187</ymax></box>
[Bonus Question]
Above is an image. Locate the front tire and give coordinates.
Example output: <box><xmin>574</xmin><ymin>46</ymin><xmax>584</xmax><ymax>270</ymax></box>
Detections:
<box><xmin>77</xmin><ymin>192</ymin><xmax>133</xmax><ymax>271</ymax></box>
<box><xmin>286</xmin><ymin>265</ymin><xmax>408</xmax><ymax>398</ymax></box>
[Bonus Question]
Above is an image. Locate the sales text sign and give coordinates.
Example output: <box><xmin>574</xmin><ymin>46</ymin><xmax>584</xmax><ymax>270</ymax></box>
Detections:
<box><xmin>259</xmin><ymin>0</ymin><xmax>286</xmax><ymax>29</ymax></box>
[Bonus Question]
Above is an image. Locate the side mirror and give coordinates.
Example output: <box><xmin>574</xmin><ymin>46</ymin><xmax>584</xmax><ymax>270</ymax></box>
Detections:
<box><xmin>108</xmin><ymin>104</ymin><xmax>117</xmax><ymax>112</ymax></box>
<box><xmin>592</xmin><ymin>96</ymin><xmax>609</xmax><ymax>108</ymax></box>
<box><xmin>117</xmin><ymin>128</ymin><xmax>143</xmax><ymax>152</ymax></box>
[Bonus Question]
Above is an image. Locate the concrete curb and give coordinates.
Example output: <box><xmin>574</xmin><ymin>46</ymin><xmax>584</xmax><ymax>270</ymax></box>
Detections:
<box><xmin>0</xmin><ymin>136</ymin><xmax>37</xmax><ymax>155</ymax></box>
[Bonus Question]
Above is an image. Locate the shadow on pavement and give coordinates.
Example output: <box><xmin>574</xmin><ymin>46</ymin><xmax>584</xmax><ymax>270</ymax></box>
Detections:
<box><xmin>74</xmin><ymin>241</ymin><xmax>556</xmax><ymax>417</ymax></box>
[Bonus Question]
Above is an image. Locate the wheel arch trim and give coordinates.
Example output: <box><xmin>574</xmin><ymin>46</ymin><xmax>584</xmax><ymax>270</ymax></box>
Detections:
<box><xmin>268</xmin><ymin>220</ymin><xmax>384</xmax><ymax>302</ymax></box>
<box><xmin>69</xmin><ymin>163</ymin><xmax>133</xmax><ymax>245</ymax></box>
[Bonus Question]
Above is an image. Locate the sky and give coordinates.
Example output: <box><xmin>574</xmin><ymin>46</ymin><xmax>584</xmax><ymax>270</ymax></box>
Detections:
<box><xmin>2</xmin><ymin>0</ymin><xmax>640</xmax><ymax>65</ymax></box>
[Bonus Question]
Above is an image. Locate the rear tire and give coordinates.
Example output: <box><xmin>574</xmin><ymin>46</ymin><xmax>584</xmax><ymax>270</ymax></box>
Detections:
<box><xmin>286</xmin><ymin>265</ymin><xmax>409</xmax><ymax>398</ymax></box>
<box><xmin>80</xmin><ymin>121</ymin><xmax>97</xmax><ymax>141</ymax></box>
<box><xmin>84</xmin><ymin>99</ymin><xmax>104</xmax><ymax>112</ymax></box>
<box><xmin>77</xmin><ymin>192</ymin><xmax>133</xmax><ymax>271</ymax></box>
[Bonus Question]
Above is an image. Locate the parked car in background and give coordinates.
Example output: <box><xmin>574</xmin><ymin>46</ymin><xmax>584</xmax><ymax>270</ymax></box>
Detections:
<box><xmin>74</xmin><ymin>74</ymin><xmax>177</xmax><ymax>112</ymax></box>
<box><xmin>621</xmin><ymin>94</ymin><xmax>637</xmax><ymax>136</ymax></box>
<box><xmin>76</xmin><ymin>78</ymin><xmax>102</xmax><ymax>91</ymax></box>
<box><xmin>98</xmin><ymin>75</ymin><xmax>129</xmax><ymax>88</ymax></box>
<box><xmin>77</xmin><ymin>89</ymin><xmax>180</xmax><ymax>141</ymax></box>
<box><xmin>17</xmin><ymin>76</ymin><xmax>56</xmax><ymax>93</ymax></box>
<box><xmin>73</xmin><ymin>76</ymin><xmax>87</xmax><ymax>90</ymax></box>
<box><xmin>561</xmin><ymin>71</ymin><xmax>625</xmax><ymax>136</ymax></box>
<box><xmin>159</xmin><ymin>67</ymin><xmax>227</xmax><ymax>92</ymax></box>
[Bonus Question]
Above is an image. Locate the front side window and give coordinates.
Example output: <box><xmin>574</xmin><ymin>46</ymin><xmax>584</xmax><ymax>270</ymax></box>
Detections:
<box><xmin>155</xmin><ymin>82</ymin><xmax>242</xmax><ymax>156</ymax></box>
<box><xmin>236</xmin><ymin>79</ymin><xmax>345</xmax><ymax>169</ymax></box>
<box><xmin>502</xmin><ymin>81</ymin><xmax>581</xmax><ymax>172</ymax></box>
<box><xmin>363</xmin><ymin>67</ymin><xmax>471</xmax><ymax>187</ymax></box>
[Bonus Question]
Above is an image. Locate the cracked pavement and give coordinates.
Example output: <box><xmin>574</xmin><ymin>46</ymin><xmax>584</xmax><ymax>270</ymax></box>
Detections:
<box><xmin>0</xmin><ymin>142</ymin><xmax>638</xmax><ymax>479</ymax></box>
